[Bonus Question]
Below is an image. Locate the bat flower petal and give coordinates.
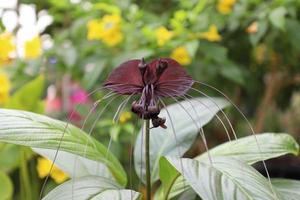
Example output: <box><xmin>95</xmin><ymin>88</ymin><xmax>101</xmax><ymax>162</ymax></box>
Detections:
<box><xmin>104</xmin><ymin>59</ymin><xmax>144</xmax><ymax>95</ymax></box>
<box><xmin>104</xmin><ymin>57</ymin><xmax>194</xmax><ymax>129</ymax></box>
<box><xmin>153</xmin><ymin>58</ymin><xmax>194</xmax><ymax>97</ymax></box>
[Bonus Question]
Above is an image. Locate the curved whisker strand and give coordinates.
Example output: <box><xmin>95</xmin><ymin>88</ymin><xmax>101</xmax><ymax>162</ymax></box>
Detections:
<box><xmin>159</xmin><ymin>86</ymin><xmax>233</xmax><ymax>143</ymax></box>
<box><xmin>113</xmin><ymin>94</ymin><xmax>134</xmax><ymax>123</ymax></box>
<box><xmin>113</xmin><ymin>96</ymin><xmax>128</xmax><ymax>123</ymax></box>
<box><xmin>71</xmin><ymin>92</ymin><xmax>120</xmax><ymax>200</ymax></box>
<box><xmin>83</xmin><ymin>95</ymin><xmax>120</xmax><ymax>159</ymax></box>
<box><xmin>116</xmin><ymin>94</ymin><xmax>135</xmax><ymax>122</ymax></box>
<box><xmin>184</xmin><ymin>91</ymin><xmax>233</xmax><ymax>142</ymax></box>
<box><xmin>189</xmin><ymin>87</ymin><xmax>237</xmax><ymax>140</ymax></box>
<box><xmin>159</xmin><ymin>93</ymin><xmax>213</xmax><ymax>165</ymax></box>
<box><xmin>129</xmin><ymin>119</ymin><xmax>138</xmax><ymax>200</ymax></box>
<box><xmin>184</xmin><ymin>94</ymin><xmax>232</xmax><ymax>142</ymax></box>
<box><xmin>39</xmin><ymin>86</ymin><xmax>108</xmax><ymax>199</ymax></box>
<box><xmin>71</xmin><ymin>99</ymin><xmax>102</xmax><ymax>200</ymax></box>
<box><xmin>193</xmin><ymin>80</ymin><xmax>278</xmax><ymax>198</ymax></box>
<box><xmin>106</xmin><ymin>136</ymin><xmax>113</xmax><ymax>160</ymax></box>
<box><xmin>158</xmin><ymin>97</ymin><xmax>188</xmax><ymax>195</ymax></box>
<box><xmin>106</xmin><ymin>94</ymin><xmax>134</xmax><ymax>160</ymax></box>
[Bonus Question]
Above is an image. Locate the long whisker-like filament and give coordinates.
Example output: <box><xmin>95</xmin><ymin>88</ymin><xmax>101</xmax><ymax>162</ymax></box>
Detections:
<box><xmin>183</xmin><ymin>94</ymin><xmax>232</xmax><ymax>142</ymax></box>
<box><xmin>70</xmin><ymin>91</ymin><xmax>117</xmax><ymax>200</ymax></box>
<box><xmin>39</xmin><ymin>86</ymin><xmax>111</xmax><ymax>199</ymax></box>
<box><xmin>71</xmin><ymin>100</ymin><xmax>100</xmax><ymax>200</ymax></box>
<box><xmin>129</xmin><ymin>119</ymin><xmax>138</xmax><ymax>200</ymax></box>
<box><xmin>113</xmin><ymin>94</ymin><xmax>134</xmax><ymax>123</ymax></box>
<box><xmin>39</xmin><ymin>83</ymin><xmax>133</xmax><ymax>199</ymax></box>
<box><xmin>158</xmin><ymin>97</ymin><xmax>191</xmax><ymax>197</ymax></box>
<box><xmin>192</xmin><ymin>80</ymin><xmax>277</xmax><ymax>198</ymax></box>
<box><xmin>189</xmin><ymin>87</ymin><xmax>237</xmax><ymax>140</ymax></box>
<box><xmin>83</xmin><ymin>94</ymin><xmax>119</xmax><ymax>158</ymax></box>
<box><xmin>158</xmin><ymin>93</ymin><xmax>213</xmax><ymax>165</ymax></box>
<box><xmin>158</xmin><ymin>98</ymin><xmax>182</xmax><ymax>155</ymax></box>
<box><xmin>159</xmin><ymin>82</ymin><xmax>237</xmax><ymax>140</ymax></box>
<box><xmin>105</xmin><ymin>94</ymin><xmax>134</xmax><ymax>162</ymax></box>
<box><xmin>159</xmin><ymin>85</ymin><xmax>233</xmax><ymax>142</ymax></box>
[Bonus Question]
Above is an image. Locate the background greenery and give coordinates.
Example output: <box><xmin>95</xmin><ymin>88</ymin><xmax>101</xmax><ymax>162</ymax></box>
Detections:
<box><xmin>0</xmin><ymin>0</ymin><xmax>300</xmax><ymax>199</ymax></box>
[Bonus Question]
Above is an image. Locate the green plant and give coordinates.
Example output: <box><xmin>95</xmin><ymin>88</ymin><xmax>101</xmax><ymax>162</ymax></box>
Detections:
<box><xmin>1</xmin><ymin>0</ymin><xmax>300</xmax><ymax>199</ymax></box>
<box><xmin>0</xmin><ymin>95</ymin><xmax>298</xmax><ymax>199</ymax></box>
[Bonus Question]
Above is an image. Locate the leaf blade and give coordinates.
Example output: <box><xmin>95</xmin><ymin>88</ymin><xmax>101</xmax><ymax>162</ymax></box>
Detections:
<box><xmin>166</xmin><ymin>157</ymin><xmax>280</xmax><ymax>200</ymax></box>
<box><xmin>0</xmin><ymin>109</ymin><xmax>127</xmax><ymax>186</ymax></box>
<box><xmin>272</xmin><ymin>178</ymin><xmax>300</xmax><ymax>200</ymax></box>
<box><xmin>197</xmin><ymin>133</ymin><xmax>299</xmax><ymax>164</ymax></box>
<box><xmin>134</xmin><ymin>97</ymin><xmax>229</xmax><ymax>183</ymax></box>
<box><xmin>161</xmin><ymin>133</ymin><xmax>299</xmax><ymax>199</ymax></box>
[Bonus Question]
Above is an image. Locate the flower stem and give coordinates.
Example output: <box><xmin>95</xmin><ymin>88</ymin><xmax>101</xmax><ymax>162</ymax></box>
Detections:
<box><xmin>145</xmin><ymin>119</ymin><xmax>151</xmax><ymax>200</ymax></box>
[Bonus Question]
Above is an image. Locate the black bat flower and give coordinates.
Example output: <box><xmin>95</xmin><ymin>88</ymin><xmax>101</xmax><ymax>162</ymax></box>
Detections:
<box><xmin>104</xmin><ymin>58</ymin><xmax>194</xmax><ymax>128</ymax></box>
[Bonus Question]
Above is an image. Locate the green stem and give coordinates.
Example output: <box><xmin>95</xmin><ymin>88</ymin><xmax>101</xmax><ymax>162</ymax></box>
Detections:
<box><xmin>19</xmin><ymin>147</ymin><xmax>32</xmax><ymax>200</ymax></box>
<box><xmin>145</xmin><ymin>120</ymin><xmax>151</xmax><ymax>200</ymax></box>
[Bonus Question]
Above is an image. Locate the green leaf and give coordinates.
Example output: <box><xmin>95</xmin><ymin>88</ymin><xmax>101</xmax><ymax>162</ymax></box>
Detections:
<box><xmin>0</xmin><ymin>143</ymin><xmax>20</xmax><ymax>172</ymax></box>
<box><xmin>0</xmin><ymin>171</ymin><xmax>13</xmax><ymax>200</ymax></box>
<box><xmin>158</xmin><ymin>157</ymin><xmax>180</xmax><ymax>199</ymax></box>
<box><xmin>93</xmin><ymin>3</ymin><xmax>121</xmax><ymax>14</ymax></box>
<box><xmin>134</xmin><ymin>98</ymin><xmax>229</xmax><ymax>184</ymax></box>
<box><xmin>272</xmin><ymin>179</ymin><xmax>300</xmax><ymax>200</ymax></box>
<box><xmin>286</xmin><ymin>19</ymin><xmax>300</xmax><ymax>51</ymax></box>
<box><xmin>0</xmin><ymin>109</ymin><xmax>127</xmax><ymax>186</ymax></box>
<box><xmin>162</xmin><ymin>133</ymin><xmax>299</xmax><ymax>199</ymax></box>
<box><xmin>193</xmin><ymin>0</ymin><xmax>208</xmax><ymax>14</ymax></box>
<box><xmin>166</xmin><ymin>157</ymin><xmax>280</xmax><ymax>200</ymax></box>
<box><xmin>5</xmin><ymin>75</ymin><xmax>45</xmax><ymax>113</ymax></box>
<box><xmin>33</xmin><ymin>148</ymin><xmax>114</xmax><ymax>180</ymax></box>
<box><xmin>200</xmin><ymin>42</ymin><xmax>227</xmax><ymax>63</ymax></box>
<box><xmin>269</xmin><ymin>7</ymin><xmax>287</xmax><ymax>30</ymax></box>
<box><xmin>177</xmin><ymin>189</ymin><xmax>197</xmax><ymax>200</ymax></box>
<box><xmin>250</xmin><ymin>20</ymin><xmax>268</xmax><ymax>46</ymax></box>
<box><xmin>91</xmin><ymin>189</ymin><xmax>141</xmax><ymax>200</ymax></box>
<box><xmin>197</xmin><ymin>133</ymin><xmax>299</xmax><ymax>164</ymax></box>
<box><xmin>43</xmin><ymin>176</ymin><xmax>140</xmax><ymax>200</ymax></box>
<box><xmin>220</xmin><ymin>62</ymin><xmax>244</xmax><ymax>85</ymax></box>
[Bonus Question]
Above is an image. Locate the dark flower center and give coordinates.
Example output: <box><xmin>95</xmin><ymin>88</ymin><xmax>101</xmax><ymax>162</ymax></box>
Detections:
<box><xmin>131</xmin><ymin>59</ymin><xmax>168</xmax><ymax>128</ymax></box>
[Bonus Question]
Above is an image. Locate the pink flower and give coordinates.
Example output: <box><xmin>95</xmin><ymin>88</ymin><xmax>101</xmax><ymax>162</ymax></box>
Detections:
<box><xmin>70</xmin><ymin>84</ymin><xmax>89</xmax><ymax>105</ymax></box>
<box><xmin>68</xmin><ymin>83</ymin><xmax>90</xmax><ymax>123</ymax></box>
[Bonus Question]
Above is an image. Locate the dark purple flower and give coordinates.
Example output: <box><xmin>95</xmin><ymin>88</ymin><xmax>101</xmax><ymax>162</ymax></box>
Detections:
<box><xmin>104</xmin><ymin>58</ymin><xmax>194</xmax><ymax>128</ymax></box>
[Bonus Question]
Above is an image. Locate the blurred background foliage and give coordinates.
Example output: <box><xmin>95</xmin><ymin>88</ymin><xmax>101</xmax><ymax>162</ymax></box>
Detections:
<box><xmin>0</xmin><ymin>0</ymin><xmax>300</xmax><ymax>199</ymax></box>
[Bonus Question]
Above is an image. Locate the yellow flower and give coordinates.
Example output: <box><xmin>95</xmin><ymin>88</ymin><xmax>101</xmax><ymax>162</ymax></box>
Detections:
<box><xmin>119</xmin><ymin>111</ymin><xmax>132</xmax><ymax>124</ymax></box>
<box><xmin>24</xmin><ymin>36</ymin><xmax>42</xmax><ymax>59</ymax></box>
<box><xmin>217</xmin><ymin>0</ymin><xmax>237</xmax><ymax>14</ymax></box>
<box><xmin>37</xmin><ymin>157</ymin><xmax>68</xmax><ymax>184</ymax></box>
<box><xmin>154</xmin><ymin>26</ymin><xmax>173</xmax><ymax>46</ymax></box>
<box><xmin>0</xmin><ymin>32</ymin><xmax>15</xmax><ymax>64</ymax></box>
<box><xmin>170</xmin><ymin>46</ymin><xmax>192</xmax><ymax>65</ymax></box>
<box><xmin>87</xmin><ymin>19</ymin><xmax>103</xmax><ymax>40</ymax></box>
<box><xmin>101</xmin><ymin>14</ymin><xmax>121</xmax><ymax>28</ymax></box>
<box><xmin>101</xmin><ymin>30</ymin><xmax>123</xmax><ymax>47</ymax></box>
<box><xmin>0</xmin><ymin>73</ymin><xmax>10</xmax><ymax>104</ymax></box>
<box><xmin>200</xmin><ymin>25</ymin><xmax>222</xmax><ymax>42</ymax></box>
<box><xmin>87</xmin><ymin>14</ymin><xmax>123</xmax><ymax>46</ymax></box>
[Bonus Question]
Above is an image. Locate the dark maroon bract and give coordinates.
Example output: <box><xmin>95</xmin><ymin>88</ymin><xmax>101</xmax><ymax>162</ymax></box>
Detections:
<box><xmin>104</xmin><ymin>58</ymin><xmax>194</xmax><ymax>128</ymax></box>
